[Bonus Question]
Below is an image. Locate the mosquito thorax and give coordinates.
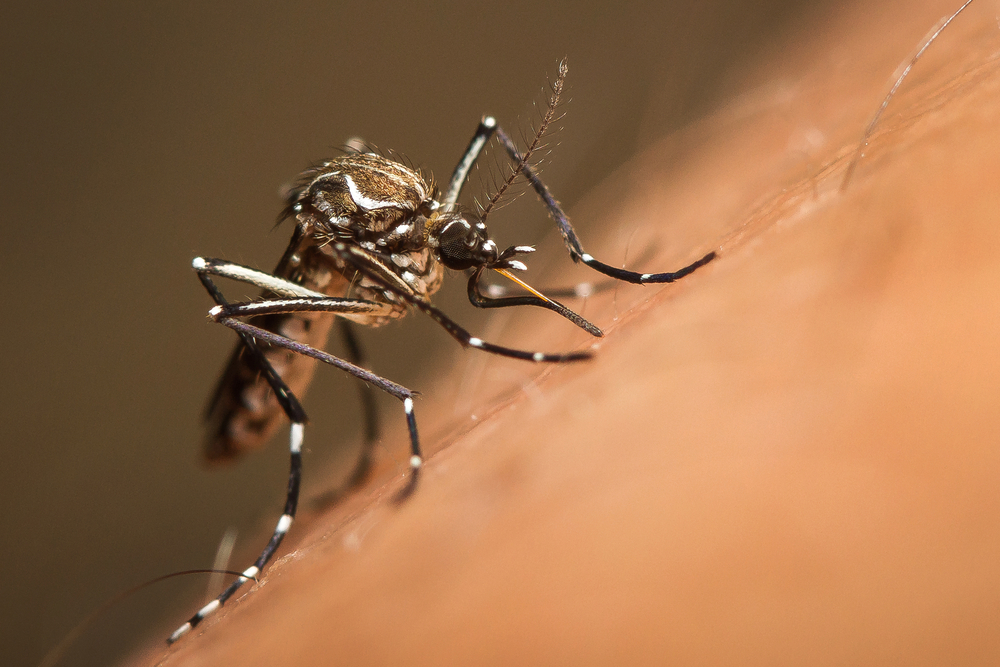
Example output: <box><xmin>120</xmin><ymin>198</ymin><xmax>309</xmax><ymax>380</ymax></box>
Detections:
<box><xmin>427</xmin><ymin>209</ymin><xmax>499</xmax><ymax>271</ymax></box>
<box><xmin>285</xmin><ymin>152</ymin><xmax>438</xmax><ymax>255</ymax></box>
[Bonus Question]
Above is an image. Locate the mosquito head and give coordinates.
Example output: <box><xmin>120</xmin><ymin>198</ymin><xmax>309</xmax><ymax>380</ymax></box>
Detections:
<box><xmin>429</xmin><ymin>207</ymin><xmax>537</xmax><ymax>275</ymax></box>
<box><xmin>429</xmin><ymin>209</ymin><xmax>494</xmax><ymax>270</ymax></box>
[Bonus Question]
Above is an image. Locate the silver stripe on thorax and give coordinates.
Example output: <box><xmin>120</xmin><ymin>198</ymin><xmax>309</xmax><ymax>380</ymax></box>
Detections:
<box><xmin>343</xmin><ymin>174</ymin><xmax>399</xmax><ymax>210</ymax></box>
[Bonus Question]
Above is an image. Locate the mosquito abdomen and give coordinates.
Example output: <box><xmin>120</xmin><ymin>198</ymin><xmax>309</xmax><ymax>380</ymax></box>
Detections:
<box><xmin>203</xmin><ymin>308</ymin><xmax>337</xmax><ymax>461</ymax></box>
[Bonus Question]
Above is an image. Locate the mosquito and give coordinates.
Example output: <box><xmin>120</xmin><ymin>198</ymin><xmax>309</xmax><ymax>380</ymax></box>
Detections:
<box><xmin>173</xmin><ymin>60</ymin><xmax>715</xmax><ymax>643</ymax></box>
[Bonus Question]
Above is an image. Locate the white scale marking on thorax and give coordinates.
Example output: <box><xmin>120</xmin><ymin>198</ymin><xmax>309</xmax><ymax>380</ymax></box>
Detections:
<box><xmin>343</xmin><ymin>174</ymin><xmax>398</xmax><ymax>210</ymax></box>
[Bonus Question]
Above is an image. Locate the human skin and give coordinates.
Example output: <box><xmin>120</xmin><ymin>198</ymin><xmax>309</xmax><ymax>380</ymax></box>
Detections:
<box><xmin>130</xmin><ymin>1</ymin><xmax>1000</xmax><ymax>665</ymax></box>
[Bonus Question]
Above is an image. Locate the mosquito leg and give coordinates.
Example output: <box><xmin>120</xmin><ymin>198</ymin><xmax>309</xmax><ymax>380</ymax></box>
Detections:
<box><xmin>443</xmin><ymin>114</ymin><xmax>715</xmax><ymax>286</ymax></box>
<box><xmin>331</xmin><ymin>242</ymin><xmax>593</xmax><ymax>363</ymax></box>
<box><xmin>168</xmin><ymin>422</ymin><xmax>303</xmax><ymax>644</ymax></box>
<box><xmin>492</xmin><ymin>125</ymin><xmax>716</xmax><ymax>284</ymax></box>
<box><xmin>414</xmin><ymin>293</ymin><xmax>592</xmax><ymax>362</ymax></box>
<box><xmin>210</xmin><ymin>296</ymin><xmax>387</xmax><ymax>321</ymax></box>
<box><xmin>442</xmin><ymin>115</ymin><xmax>498</xmax><ymax>209</ymax></box>
<box><xmin>171</xmin><ymin>273</ymin><xmax>310</xmax><ymax>644</ymax></box>
<box><xmin>339</xmin><ymin>319</ymin><xmax>380</xmax><ymax>444</ymax></box>
<box><xmin>193</xmin><ymin>256</ymin><xmax>335</xmax><ymax>299</ymax></box>
<box><xmin>207</xmin><ymin>298</ymin><xmax>423</xmax><ymax>488</ymax></box>
<box><xmin>472</xmin><ymin>251</ymin><xmax>665</xmax><ymax>300</ymax></box>
<box><xmin>174</xmin><ymin>266</ymin><xmax>423</xmax><ymax>644</ymax></box>
<box><xmin>214</xmin><ymin>316</ymin><xmax>423</xmax><ymax>505</ymax></box>
<box><xmin>394</xmin><ymin>395</ymin><xmax>422</xmax><ymax>503</ymax></box>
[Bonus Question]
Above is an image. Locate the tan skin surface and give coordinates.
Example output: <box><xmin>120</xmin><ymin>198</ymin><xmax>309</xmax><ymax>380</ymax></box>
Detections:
<box><xmin>130</xmin><ymin>2</ymin><xmax>1000</xmax><ymax>664</ymax></box>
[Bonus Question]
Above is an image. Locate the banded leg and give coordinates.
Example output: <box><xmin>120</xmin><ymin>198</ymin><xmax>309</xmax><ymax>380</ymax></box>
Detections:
<box><xmin>212</xmin><ymin>314</ymin><xmax>424</xmax><ymax>500</ymax></box>
<box><xmin>327</xmin><ymin>242</ymin><xmax>594</xmax><ymax>363</ymax></box>
<box><xmin>492</xmin><ymin>125</ymin><xmax>716</xmax><ymax>284</ymax></box>
<box><xmin>471</xmin><ymin>248</ymin><xmax>662</xmax><ymax>302</ymax></box>
<box><xmin>170</xmin><ymin>269</ymin><xmax>309</xmax><ymax>643</ymax></box>
<box><xmin>443</xmin><ymin>62</ymin><xmax>716</xmax><ymax>285</ymax></box>
<box><xmin>442</xmin><ymin>115</ymin><xmax>497</xmax><ymax>209</ymax></box>
<box><xmin>194</xmin><ymin>257</ymin><xmax>420</xmax><ymax>394</ymax></box>
<box><xmin>173</xmin><ymin>261</ymin><xmax>423</xmax><ymax>643</ymax></box>
<box><xmin>194</xmin><ymin>258</ymin><xmax>422</xmax><ymax>469</ymax></box>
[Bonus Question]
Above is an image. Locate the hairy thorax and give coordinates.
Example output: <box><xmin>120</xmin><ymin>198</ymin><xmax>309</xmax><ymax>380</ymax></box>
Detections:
<box><xmin>287</xmin><ymin>152</ymin><xmax>447</xmax><ymax>325</ymax></box>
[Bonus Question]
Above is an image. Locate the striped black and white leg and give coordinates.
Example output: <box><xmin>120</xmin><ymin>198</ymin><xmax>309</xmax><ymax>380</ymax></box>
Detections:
<box><xmin>173</xmin><ymin>260</ymin><xmax>424</xmax><ymax>643</ymax></box>
<box><xmin>194</xmin><ymin>260</ymin><xmax>423</xmax><ymax>476</ymax></box>
<box><xmin>235</xmin><ymin>239</ymin><xmax>595</xmax><ymax>363</ymax></box>
<box><xmin>441</xmin><ymin>115</ymin><xmax>497</xmax><ymax>209</ymax></box>
<box><xmin>213</xmin><ymin>315</ymin><xmax>424</xmax><ymax>505</ymax></box>
<box><xmin>171</xmin><ymin>269</ymin><xmax>311</xmax><ymax>644</ymax></box>
<box><xmin>329</xmin><ymin>242</ymin><xmax>594</xmax><ymax>364</ymax></box>
<box><xmin>168</xmin><ymin>421</ymin><xmax>304</xmax><ymax>644</ymax></box>
<box><xmin>492</xmin><ymin>125</ymin><xmax>716</xmax><ymax>283</ymax></box>
<box><xmin>442</xmin><ymin>64</ymin><xmax>716</xmax><ymax>286</ymax></box>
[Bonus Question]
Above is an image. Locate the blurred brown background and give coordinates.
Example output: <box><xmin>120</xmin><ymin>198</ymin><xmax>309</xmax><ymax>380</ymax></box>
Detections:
<box><xmin>3</xmin><ymin>1</ymin><xmax>995</xmax><ymax>666</ymax></box>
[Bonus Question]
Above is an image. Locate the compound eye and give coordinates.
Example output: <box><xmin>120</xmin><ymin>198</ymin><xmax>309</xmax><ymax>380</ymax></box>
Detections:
<box><xmin>438</xmin><ymin>219</ymin><xmax>480</xmax><ymax>270</ymax></box>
